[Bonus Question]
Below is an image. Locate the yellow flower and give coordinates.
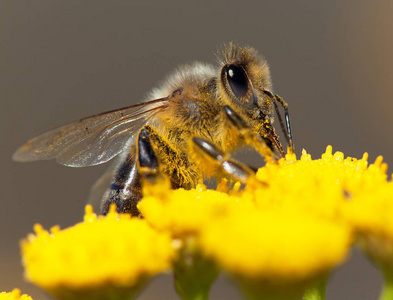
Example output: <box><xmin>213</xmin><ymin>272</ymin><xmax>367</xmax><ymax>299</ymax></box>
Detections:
<box><xmin>18</xmin><ymin>145</ymin><xmax>393</xmax><ymax>300</ymax></box>
<box><xmin>21</xmin><ymin>205</ymin><xmax>175</xmax><ymax>300</ymax></box>
<box><xmin>139</xmin><ymin>183</ymin><xmax>227</xmax><ymax>299</ymax></box>
<box><xmin>334</xmin><ymin>156</ymin><xmax>393</xmax><ymax>300</ymax></box>
<box><xmin>253</xmin><ymin>146</ymin><xmax>387</xmax><ymax>219</ymax></box>
<box><xmin>139</xmin><ymin>183</ymin><xmax>237</xmax><ymax>238</ymax></box>
<box><xmin>198</xmin><ymin>203</ymin><xmax>351</xmax><ymax>300</ymax></box>
<box><xmin>199</xmin><ymin>206</ymin><xmax>351</xmax><ymax>281</ymax></box>
<box><xmin>341</xmin><ymin>182</ymin><xmax>393</xmax><ymax>268</ymax></box>
<box><xmin>138</xmin><ymin>146</ymin><xmax>393</xmax><ymax>299</ymax></box>
<box><xmin>0</xmin><ymin>289</ymin><xmax>32</xmax><ymax>300</ymax></box>
<box><xmin>139</xmin><ymin>147</ymin><xmax>369</xmax><ymax>299</ymax></box>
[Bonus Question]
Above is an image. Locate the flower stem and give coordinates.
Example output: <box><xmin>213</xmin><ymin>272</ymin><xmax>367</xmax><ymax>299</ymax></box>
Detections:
<box><xmin>173</xmin><ymin>240</ymin><xmax>219</xmax><ymax>300</ymax></box>
<box><xmin>380</xmin><ymin>270</ymin><xmax>393</xmax><ymax>300</ymax></box>
<box><xmin>303</xmin><ymin>280</ymin><xmax>327</xmax><ymax>300</ymax></box>
<box><xmin>237</xmin><ymin>278</ymin><xmax>307</xmax><ymax>300</ymax></box>
<box><xmin>303</xmin><ymin>277</ymin><xmax>328</xmax><ymax>300</ymax></box>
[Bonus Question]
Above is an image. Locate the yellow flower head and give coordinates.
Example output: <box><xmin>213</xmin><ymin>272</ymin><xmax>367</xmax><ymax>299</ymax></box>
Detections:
<box><xmin>252</xmin><ymin>146</ymin><xmax>387</xmax><ymax>218</ymax></box>
<box><xmin>197</xmin><ymin>204</ymin><xmax>352</xmax><ymax>300</ymax></box>
<box><xmin>139</xmin><ymin>147</ymin><xmax>359</xmax><ymax>285</ymax></box>
<box><xmin>138</xmin><ymin>183</ymin><xmax>237</xmax><ymax>238</ymax></box>
<box><xmin>0</xmin><ymin>289</ymin><xmax>32</xmax><ymax>300</ymax></box>
<box><xmin>341</xmin><ymin>182</ymin><xmax>393</xmax><ymax>269</ymax></box>
<box><xmin>199</xmin><ymin>205</ymin><xmax>351</xmax><ymax>282</ymax></box>
<box><xmin>19</xmin><ymin>146</ymin><xmax>393</xmax><ymax>300</ymax></box>
<box><xmin>138</xmin><ymin>146</ymin><xmax>392</xmax><ymax>299</ymax></box>
<box><xmin>21</xmin><ymin>205</ymin><xmax>175</xmax><ymax>300</ymax></box>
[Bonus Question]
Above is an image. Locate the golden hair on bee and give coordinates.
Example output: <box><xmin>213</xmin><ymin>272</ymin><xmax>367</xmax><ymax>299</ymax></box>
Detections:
<box><xmin>148</xmin><ymin>62</ymin><xmax>216</xmax><ymax>100</ymax></box>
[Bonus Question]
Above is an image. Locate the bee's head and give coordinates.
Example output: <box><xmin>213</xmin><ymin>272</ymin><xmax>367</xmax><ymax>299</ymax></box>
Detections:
<box><xmin>218</xmin><ymin>43</ymin><xmax>273</xmax><ymax>122</ymax></box>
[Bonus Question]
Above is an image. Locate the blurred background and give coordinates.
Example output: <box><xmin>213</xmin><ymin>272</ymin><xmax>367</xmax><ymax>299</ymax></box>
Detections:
<box><xmin>1</xmin><ymin>1</ymin><xmax>393</xmax><ymax>299</ymax></box>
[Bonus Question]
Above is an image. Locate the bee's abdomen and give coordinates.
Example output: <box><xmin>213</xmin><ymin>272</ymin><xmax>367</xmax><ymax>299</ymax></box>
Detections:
<box><xmin>101</xmin><ymin>153</ymin><xmax>143</xmax><ymax>216</ymax></box>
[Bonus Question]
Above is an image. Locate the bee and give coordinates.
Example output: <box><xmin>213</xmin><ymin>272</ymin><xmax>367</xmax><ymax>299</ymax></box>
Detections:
<box><xmin>13</xmin><ymin>44</ymin><xmax>294</xmax><ymax>216</ymax></box>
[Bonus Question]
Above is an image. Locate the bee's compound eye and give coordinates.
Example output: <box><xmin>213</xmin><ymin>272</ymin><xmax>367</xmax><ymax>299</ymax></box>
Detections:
<box><xmin>225</xmin><ymin>64</ymin><xmax>250</xmax><ymax>99</ymax></box>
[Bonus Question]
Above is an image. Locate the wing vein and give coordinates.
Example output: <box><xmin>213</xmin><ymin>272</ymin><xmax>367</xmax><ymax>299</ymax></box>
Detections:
<box><xmin>13</xmin><ymin>97</ymin><xmax>169</xmax><ymax>167</ymax></box>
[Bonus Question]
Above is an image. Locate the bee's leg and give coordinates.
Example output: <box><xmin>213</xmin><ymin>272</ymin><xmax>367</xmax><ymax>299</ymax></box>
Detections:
<box><xmin>137</xmin><ymin>127</ymin><xmax>161</xmax><ymax>184</ymax></box>
<box><xmin>192</xmin><ymin>137</ymin><xmax>255</xmax><ymax>183</ymax></box>
<box><xmin>223</xmin><ymin>105</ymin><xmax>285</xmax><ymax>159</ymax></box>
<box><xmin>262</xmin><ymin>90</ymin><xmax>295</xmax><ymax>153</ymax></box>
<box><xmin>139</xmin><ymin>125</ymin><xmax>196</xmax><ymax>190</ymax></box>
<box><xmin>102</xmin><ymin>125</ymin><xmax>197</xmax><ymax>216</ymax></box>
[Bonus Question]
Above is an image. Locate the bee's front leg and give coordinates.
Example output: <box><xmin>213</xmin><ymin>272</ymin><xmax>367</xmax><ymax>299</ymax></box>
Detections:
<box><xmin>223</xmin><ymin>105</ymin><xmax>284</xmax><ymax>159</ymax></box>
<box><xmin>192</xmin><ymin>137</ymin><xmax>255</xmax><ymax>183</ymax></box>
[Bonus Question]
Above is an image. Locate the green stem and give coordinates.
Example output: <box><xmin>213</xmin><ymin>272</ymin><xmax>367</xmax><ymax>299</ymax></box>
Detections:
<box><xmin>173</xmin><ymin>240</ymin><xmax>219</xmax><ymax>300</ymax></box>
<box><xmin>303</xmin><ymin>277</ymin><xmax>328</xmax><ymax>300</ymax></box>
<box><xmin>237</xmin><ymin>278</ymin><xmax>306</xmax><ymax>300</ymax></box>
<box><xmin>380</xmin><ymin>270</ymin><xmax>393</xmax><ymax>300</ymax></box>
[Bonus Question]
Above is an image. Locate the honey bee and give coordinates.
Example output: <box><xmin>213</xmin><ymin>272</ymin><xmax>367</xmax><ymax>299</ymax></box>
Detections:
<box><xmin>13</xmin><ymin>44</ymin><xmax>294</xmax><ymax>216</ymax></box>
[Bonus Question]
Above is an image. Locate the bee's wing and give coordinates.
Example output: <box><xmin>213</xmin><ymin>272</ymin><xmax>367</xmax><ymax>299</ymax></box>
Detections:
<box><xmin>13</xmin><ymin>98</ymin><xmax>168</xmax><ymax>167</ymax></box>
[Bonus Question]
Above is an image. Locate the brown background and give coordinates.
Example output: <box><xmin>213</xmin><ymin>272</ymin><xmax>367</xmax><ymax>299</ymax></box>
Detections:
<box><xmin>1</xmin><ymin>1</ymin><xmax>393</xmax><ymax>299</ymax></box>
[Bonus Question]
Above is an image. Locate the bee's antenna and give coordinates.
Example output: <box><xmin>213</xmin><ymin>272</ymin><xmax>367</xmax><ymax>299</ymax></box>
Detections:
<box><xmin>263</xmin><ymin>90</ymin><xmax>295</xmax><ymax>154</ymax></box>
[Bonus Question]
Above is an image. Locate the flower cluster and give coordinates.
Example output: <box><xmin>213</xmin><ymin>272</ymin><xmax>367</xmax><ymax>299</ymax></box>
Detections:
<box><xmin>8</xmin><ymin>146</ymin><xmax>393</xmax><ymax>300</ymax></box>
<box><xmin>20</xmin><ymin>205</ymin><xmax>175</xmax><ymax>300</ymax></box>
<box><xmin>0</xmin><ymin>289</ymin><xmax>32</xmax><ymax>300</ymax></box>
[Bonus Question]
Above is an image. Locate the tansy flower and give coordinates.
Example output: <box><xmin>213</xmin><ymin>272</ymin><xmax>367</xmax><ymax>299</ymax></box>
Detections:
<box><xmin>252</xmin><ymin>146</ymin><xmax>387</xmax><ymax>219</ymax></box>
<box><xmin>18</xmin><ymin>146</ymin><xmax>393</xmax><ymax>300</ymax></box>
<box><xmin>138</xmin><ymin>146</ymin><xmax>387</xmax><ymax>299</ymax></box>
<box><xmin>139</xmin><ymin>183</ymin><xmax>229</xmax><ymax>299</ymax></box>
<box><xmin>21</xmin><ymin>205</ymin><xmax>175</xmax><ymax>300</ymax></box>
<box><xmin>198</xmin><ymin>204</ymin><xmax>351</xmax><ymax>300</ymax></box>
<box><xmin>341</xmin><ymin>182</ymin><xmax>393</xmax><ymax>265</ymax></box>
<box><xmin>340</xmin><ymin>181</ymin><xmax>393</xmax><ymax>300</ymax></box>
<box><xmin>0</xmin><ymin>289</ymin><xmax>32</xmax><ymax>300</ymax></box>
<box><xmin>138</xmin><ymin>183</ymin><xmax>236</xmax><ymax>238</ymax></box>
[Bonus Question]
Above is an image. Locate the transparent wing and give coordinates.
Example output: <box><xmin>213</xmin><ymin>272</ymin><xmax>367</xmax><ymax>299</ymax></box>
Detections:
<box><xmin>13</xmin><ymin>98</ymin><xmax>168</xmax><ymax>167</ymax></box>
